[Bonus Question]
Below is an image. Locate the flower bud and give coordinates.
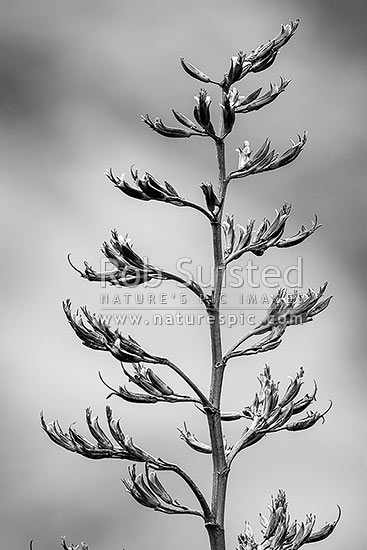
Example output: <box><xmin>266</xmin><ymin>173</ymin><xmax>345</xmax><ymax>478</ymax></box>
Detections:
<box><xmin>307</xmin><ymin>506</ymin><xmax>341</xmax><ymax>542</ymax></box>
<box><xmin>172</xmin><ymin>109</ymin><xmax>204</xmax><ymax>133</ymax></box>
<box><xmin>146</xmin><ymin>367</ymin><xmax>174</xmax><ymax>396</ymax></box>
<box><xmin>220</xmin><ymin>93</ymin><xmax>236</xmax><ymax>135</ymax></box>
<box><xmin>201</xmin><ymin>182</ymin><xmax>220</xmax><ymax>212</ymax></box>
<box><xmin>180</xmin><ymin>57</ymin><xmax>212</xmax><ymax>83</ymax></box>
<box><xmin>178</xmin><ymin>422</ymin><xmax>212</xmax><ymax>454</ymax></box>
<box><xmin>142</xmin><ymin>114</ymin><xmax>197</xmax><ymax>138</ymax></box>
<box><xmin>236</xmin><ymin>141</ymin><xmax>251</xmax><ymax>169</ymax></box>
<box><xmin>193</xmin><ymin>89</ymin><xmax>215</xmax><ymax>135</ymax></box>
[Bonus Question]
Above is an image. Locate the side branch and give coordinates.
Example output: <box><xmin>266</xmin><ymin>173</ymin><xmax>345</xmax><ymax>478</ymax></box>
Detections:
<box><xmin>123</xmin><ymin>463</ymin><xmax>204</xmax><ymax>517</ymax></box>
<box><xmin>223</xmin><ymin>284</ymin><xmax>331</xmax><ymax>361</ymax></box>
<box><xmin>160</xmin><ymin>269</ymin><xmax>210</xmax><ymax>306</ymax></box>
<box><xmin>156</xmin><ymin>459</ymin><xmax>213</xmax><ymax>521</ymax></box>
<box><xmin>158</xmin><ymin>358</ymin><xmax>213</xmax><ymax>410</ymax></box>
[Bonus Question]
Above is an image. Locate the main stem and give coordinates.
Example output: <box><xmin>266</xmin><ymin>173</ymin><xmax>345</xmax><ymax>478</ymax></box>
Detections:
<box><xmin>205</xmin><ymin>138</ymin><xmax>229</xmax><ymax>550</ymax></box>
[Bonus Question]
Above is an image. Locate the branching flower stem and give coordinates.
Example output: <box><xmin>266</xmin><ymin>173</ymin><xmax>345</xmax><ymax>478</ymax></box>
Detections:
<box><xmin>154</xmin><ymin>460</ymin><xmax>213</xmax><ymax>521</ymax></box>
<box><xmin>224</xmin><ymin>327</ymin><xmax>265</xmax><ymax>361</ymax></box>
<box><xmin>158</xmin><ymin>357</ymin><xmax>212</xmax><ymax>409</ymax></box>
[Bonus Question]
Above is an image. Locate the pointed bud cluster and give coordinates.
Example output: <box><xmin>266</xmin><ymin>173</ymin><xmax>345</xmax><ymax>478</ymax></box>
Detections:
<box><xmin>224</xmin><ymin>19</ymin><xmax>299</xmax><ymax>90</ymax></box>
<box><xmin>237</xmin><ymin>490</ymin><xmax>341</xmax><ymax>550</ymax></box>
<box><xmin>247</xmin><ymin>19</ymin><xmax>300</xmax><ymax>74</ymax></box>
<box><xmin>143</xmin><ymin>89</ymin><xmax>218</xmax><ymax>140</ymax></box>
<box><xmin>107</xmin><ymin>166</ymin><xmax>186</xmax><ymax>205</ymax></box>
<box><xmin>233</xmin><ymin>77</ymin><xmax>291</xmax><ymax>114</ymax></box>
<box><xmin>225</xmin><ymin>52</ymin><xmax>252</xmax><ymax>87</ymax></box>
<box><xmin>226</xmin><ymin>284</ymin><xmax>331</xmax><ymax>359</ymax></box>
<box><xmin>41</xmin><ymin>406</ymin><xmax>159</xmax><ymax>463</ymax></box>
<box><xmin>262</xmin><ymin>283</ymin><xmax>331</xmax><ymax>329</ymax></box>
<box><xmin>99</xmin><ymin>364</ymin><xmax>198</xmax><ymax>405</ymax></box>
<box><xmin>63</xmin><ymin>300</ymin><xmax>160</xmax><ymax>363</ymax></box>
<box><xmin>227</xmin><ymin>366</ymin><xmax>327</xmax><ymax>462</ymax></box>
<box><xmin>61</xmin><ymin>537</ymin><xmax>89</xmax><ymax>550</ymax></box>
<box><xmin>200</xmin><ymin>182</ymin><xmax>220</xmax><ymax>213</ymax></box>
<box><xmin>122</xmin><ymin>464</ymin><xmax>202</xmax><ymax>516</ymax></box>
<box><xmin>220</xmin><ymin>92</ymin><xmax>236</xmax><ymax>135</ymax></box>
<box><xmin>68</xmin><ymin>229</ymin><xmax>165</xmax><ymax>287</ymax></box>
<box><xmin>142</xmin><ymin>114</ymin><xmax>205</xmax><ymax>138</ymax></box>
<box><xmin>231</xmin><ymin>133</ymin><xmax>308</xmax><ymax>180</ymax></box>
<box><xmin>194</xmin><ymin>89</ymin><xmax>216</xmax><ymax>136</ymax></box>
<box><xmin>143</xmin><ymin>89</ymin><xmax>217</xmax><ymax>141</ymax></box>
<box><xmin>223</xmin><ymin>205</ymin><xmax>320</xmax><ymax>262</ymax></box>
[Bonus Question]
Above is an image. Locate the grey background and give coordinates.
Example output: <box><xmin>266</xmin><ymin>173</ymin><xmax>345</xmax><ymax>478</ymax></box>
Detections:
<box><xmin>0</xmin><ymin>1</ymin><xmax>366</xmax><ymax>549</ymax></box>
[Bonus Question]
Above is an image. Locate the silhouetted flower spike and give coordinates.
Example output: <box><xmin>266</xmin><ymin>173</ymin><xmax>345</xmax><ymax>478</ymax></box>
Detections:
<box><xmin>265</xmin><ymin>132</ymin><xmax>308</xmax><ymax>171</ymax></box>
<box><xmin>244</xmin><ymin>19</ymin><xmax>300</xmax><ymax>75</ymax></box>
<box><xmin>227</xmin><ymin>366</ymin><xmax>328</xmax><ymax>464</ymax></box>
<box><xmin>63</xmin><ymin>300</ymin><xmax>160</xmax><ymax>363</ymax></box>
<box><xmin>69</xmin><ymin>229</ymin><xmax>168</xmax><ymax>288</ymax></box>
<box><xmin>41</xmin><ymin>407</ymin><xmax>160</xmax><ymax>464</ymax></box>
<box><xmin>99</xmin><ymin>368</ymin><xmax>197</xmax><ymax>405</ymax></box>
<box><xmin>142</xmin><ymin>114</ymin><xmax>203</xmax><ymax>138</ymax></box>
<box><xmin>123</xmin><ymin>464</ymin><xmax>202</xmax><ymax>516</ymax></box>
<box><xmin>41</xmin><ymin>409</ymin><xmax>134</xmax><ymax>460</ymax></box>
<box><xmin>235</xmin><ymin>77</ymin><xmax>291</xmax><ymax>114</ymax></box>
<box><xmin>237</xmin><ymin>490</ymin><xmax>340</xmax><ymax>550</ymax></box>
<box><xmin>63</xmin><ymin>300</ymin><xmax>108</xmax><ymax>351</ymax></box>
<box><xmin>230</xmin><ymin>133</ymin><xmax>307</xmax><ymax>180</ymax></box>
<box><xmin>259</xmin><ymin>283</ymin><xmax>331</xmax><ymax>328</ymax></box>
<box><xmin>106</xmin><ymin>168</ymin><xmax>149</xmax><ymax>201</ymax></box>
<box><xmin>193</xmin><ymin>89</ymin><xmax>216</xmax><ymax>136</ymax></box>
<box><xmin>224</xmin><ymin>204</ymin><xmax>320</xmax><ymax>263</ymax></box>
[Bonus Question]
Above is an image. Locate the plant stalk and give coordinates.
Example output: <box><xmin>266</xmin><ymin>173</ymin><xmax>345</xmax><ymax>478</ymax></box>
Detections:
<box><xmin>205</xmin><ymin>137</ymin><xmax>229</xmax><ymax>550</ymax></box>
